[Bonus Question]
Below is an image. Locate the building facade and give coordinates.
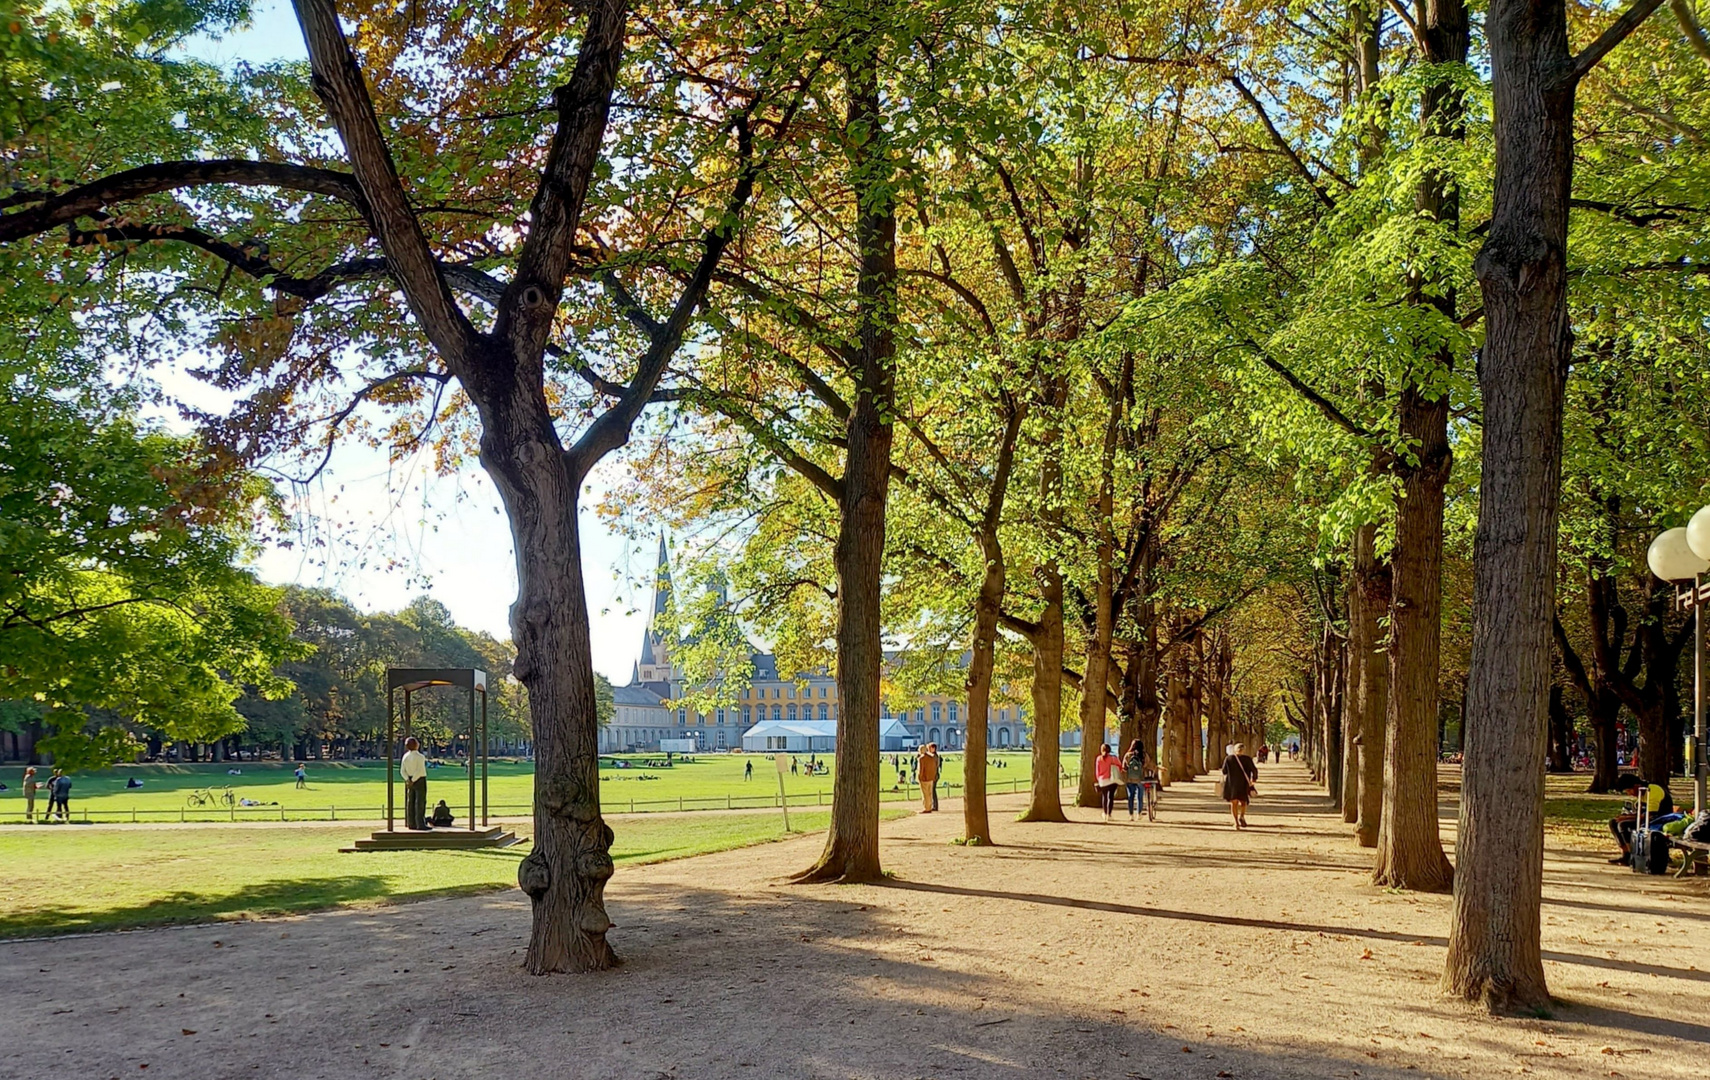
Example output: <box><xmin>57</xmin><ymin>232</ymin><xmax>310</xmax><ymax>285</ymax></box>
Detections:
<box><xmin>613</xmin><ymin>538</ymin><xmax>1038</xmax><ymax>753</ymax></box>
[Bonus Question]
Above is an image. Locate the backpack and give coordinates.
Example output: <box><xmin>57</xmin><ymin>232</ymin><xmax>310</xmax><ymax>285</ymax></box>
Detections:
<box><xmin>1685</xmin><ymin>812</ymin><xmax>1710</xmax><ymax>844</ymax></box>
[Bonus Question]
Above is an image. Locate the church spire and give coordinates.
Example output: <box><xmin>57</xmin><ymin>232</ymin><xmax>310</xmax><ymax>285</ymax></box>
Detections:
<box><xmin>652</xmin><ymin>533</ymin><xmax>671</xmax><ymax>620</ymax></box>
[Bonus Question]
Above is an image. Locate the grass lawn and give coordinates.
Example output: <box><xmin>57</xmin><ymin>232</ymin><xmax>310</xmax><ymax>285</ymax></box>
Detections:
<box><xmin>0</xmin><ymin>751</ymin><xmax>1046</xmax><ymax>823</ymax></box>
<box><xmin>0</xmin><ymin>808</ymin><xmax>908</xmax><ymax>938</ymax></box>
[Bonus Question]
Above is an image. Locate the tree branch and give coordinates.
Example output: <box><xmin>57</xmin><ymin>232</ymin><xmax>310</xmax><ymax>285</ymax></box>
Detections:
<box><xmin>0</xmin><ymin>160</ymin><xmax>366</xmax><ymax>244</ymax></box>
<box><xmin>569</xmin><ymin>115</ymin><xmax>761</xmax><ymax>475</ymax></box>
<box><xmin>496</xmin><ymin>0</ymin><xmax>630</xmax><ymax>361</ymax></box>
<box><xmin>1565</xmin><ymin>0</ymin><xmax>1670</xmax><ymax>85</ymax></box>
<box><xmin>291</xmin><ymin>0</ymin><xmax>475</xmax><ymax>362</ymax></box>
<box><xmin>1228</xmin><ymin>76</ymin><xmax>1335</xmax><ymax>209</ymax></box>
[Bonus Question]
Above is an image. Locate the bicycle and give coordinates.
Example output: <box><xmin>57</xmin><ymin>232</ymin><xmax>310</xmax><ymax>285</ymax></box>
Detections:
<box><xmin>185</xmin><ymin>786</ymin><xmax>237</xmax><ymax>809</ymax></box>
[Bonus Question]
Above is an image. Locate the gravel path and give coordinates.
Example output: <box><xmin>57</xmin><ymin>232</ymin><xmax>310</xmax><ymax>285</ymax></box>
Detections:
<box><xmin>4</xmin><ymin>760</ymin><xmax>1705</xmax><ymax>1079</ymax></box>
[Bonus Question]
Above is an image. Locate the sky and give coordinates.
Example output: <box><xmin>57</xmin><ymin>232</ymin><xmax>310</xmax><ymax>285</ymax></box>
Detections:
<box><xmin>175</xmin><ymin>1</ymin><xmax>658</xmax><ymax>684</ymax></box>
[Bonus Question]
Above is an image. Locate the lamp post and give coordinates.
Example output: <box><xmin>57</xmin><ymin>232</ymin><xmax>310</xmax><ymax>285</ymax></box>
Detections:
<box><xmin>1648</xmin><ymin>519</ymin><xmax>1710</xmax><ymax>815</ymax></box>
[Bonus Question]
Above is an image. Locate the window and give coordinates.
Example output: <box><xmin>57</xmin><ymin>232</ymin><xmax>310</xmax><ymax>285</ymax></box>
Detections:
<box><xmin>820</xmin><ymin>686</ymin><xmax>828</xmax><ymax>698</ymax></box>
<box><xmin>774</xmin><ymin>687</ymin><xmax>782</xmax><ymax>699</ymax></box>
<box><xmin>787</xmin><ymin>685</ymin><xmax>795</xmax><ymax>698</ymax></box>
<box><xmin>742</xmin><ymin>705</ymin><xmax>752</xmax><ymax>724</ymax></box>
<box><xmin>715</xmin><ymin>708</ymin><xmax>725</xmax><ymax>725</ymax></box>
<box><xmin>678</xmin><ymin>708</ymin><xmax>687</xmax><ymax>724</ymax></box>
<box><xmin>787</xmin><ymin>704</ymin><xmax>798</xmax><ymax>721</ymax></box>
<box><xmin>949</xmin><ymin>703</ymin><xmax>959</xmax><ymax>724</ymax></box>
<box><xmin>818</xmin><ymin>704</ymin><xmax>828</xmax><ymax>721</ymax></box>
<box><xmin>999</xmin><ymin>708</ymin><xmax>1010</xmax><ymax>722</ymax></box>
<box><xmin>718</xmin><ymin>731</ymin><xmax>727</xmax><ymax>748</ymax></box>
<box><xmin>772</xmin><ymin>705</ymin><xmax>782</xmax><ymax>721</ymax></box>
<box><xmin>698</xmin><ymin>713</ymin><xmax>707</xmax><ymax>725</ymax></box>
<box><xmin>931</xmin><ymin>702</ymin><xmax>942</xmax><ymax>723</ymax></box>
<box><xmin>915</xmin><ymin>708</ymin><xmax>925</xmax><ymax>724</ymax></box>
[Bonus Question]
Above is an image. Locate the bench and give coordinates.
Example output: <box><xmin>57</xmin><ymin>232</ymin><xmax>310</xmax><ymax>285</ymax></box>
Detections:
<box><xmin>1674</xmin><ymin>837</ymin><xmax>1710</xmax><ymax>878</ymax></box>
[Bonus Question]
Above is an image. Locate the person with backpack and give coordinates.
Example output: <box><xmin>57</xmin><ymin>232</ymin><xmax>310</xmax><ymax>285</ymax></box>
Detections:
<box><xmin>1122</xmin><ymin>740</ymin><xmax>1147</xmax><ymax>821</ymax></box>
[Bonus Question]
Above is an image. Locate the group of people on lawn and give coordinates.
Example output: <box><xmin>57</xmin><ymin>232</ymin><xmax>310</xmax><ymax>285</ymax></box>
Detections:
<box><xmin>19</xmin><ymin>766</ymin><xmax>71</xmax><ymax>822</ymax></box>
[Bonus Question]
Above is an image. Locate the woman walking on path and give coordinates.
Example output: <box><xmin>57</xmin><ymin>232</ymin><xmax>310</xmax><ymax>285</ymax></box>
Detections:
<box><xmin>1094</xmin><ymin>743</ymin><xmax>1124</xmax><ymax>823</ymax></box>
<box><xmin>1122</xmin><ymin>740</ymin><xmax>1147</xmax><ymax>821</ymax></box>
<box><xmin>1218</xmin><ymin>743</ymin><xmax>1258</xmax><ymax>829</ymax></box>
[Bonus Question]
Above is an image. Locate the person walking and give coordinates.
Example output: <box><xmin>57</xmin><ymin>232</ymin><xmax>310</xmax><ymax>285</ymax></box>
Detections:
<box><xmin>1093</xmin><ymin>743</ymin><xmax>1124</xmax><ymax>822</ymax></box>
<box><xmin>294</xmin><ymin>763</ymin><xmax>307</xmax><ymax>789</ymax></box>
<box><xmin>400</xmin><ymin>737</ymin><xmax>429</xmax><ymax>831</ymax></box>
<box><xmin>918</xmin><ymin>742</ymin><xmax>941</xmax><ymax>812</ymax></box>
<box><xmin>1218</xmin><ymin>742</ymin><xmax>1258</xmax><ymax>829</ymax></box>
<box><xmin>744</xmin><ymin>759</ymin><xmax>753</xmax><ymax>781</ymax></box>
<box><xmin>1122</xmin><ymin>740</ymin><xmax>1147</xmax><ymax>821</ymax></box>
<box><xmin>22</xmin><ymin>766</ymin><xmax>39</xmax><ymax>823</ymax></box>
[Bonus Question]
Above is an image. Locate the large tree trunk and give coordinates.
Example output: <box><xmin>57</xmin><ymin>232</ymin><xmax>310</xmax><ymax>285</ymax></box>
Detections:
<box><xmin>1117</xmin><ymin>638</ymin><xmax>1141</xmax><ymax>755</ymax></box>
<box><xmin>1076</xmin><ymin>633</ymin><xmax>1112</xmax><ymax>807</ymax></box>
<box><xmin>1374</xmin><ymin>0</ymin><xmax>1464</xmax><ymax>893</ymax></box>
<box><xmin>1355</xmin><ymin>525</ymin><xmax>1390</xmax><ymax>847</ymax></box>
<box><xmin>963</xmin><ymin>537</ymin><xmax>1004</xmax><ymax>845</ymax></box>
<box><xmin>489</xmin><ymin>418</ymin><xmax>617</xmax><ymax>974</ymax></box>
<box><xmin>1343</xmin><ymin>559</ymin><xmax>1364</xmax><ymax>822</ymax></box>
<box><xmin>1375</xmin><ymin>431</ymin><xmax>1455</xmax><ymax>886</ymax></box>
<box><xmin>1189</xmin><ymin>638</ymin><xmax>1208</xmax><ymax>775</ymax></box>
<box><xmin>797</xmin><ymin>47</ymin><xmax>896</xmax><ymax>882</ymax></box>
<box><xmin>1164</xmin><ymin>665</ymin><xmax>1194</xmax><ymax>783</ymax></box>
<box><xmin>1324</xmin><ymin>622</ymin><xmax>1346</xmax><ymax>800</ymax></box>
<box><xmin>1443</xmin><ymin>0</ymin><xmax>1580</xmax><ymax>1010</ymax></box>
<box><xmin>1547</xmin><ymin>685</ymin><xmax>1573</xmax><ymax>772</ymax></box>
<box><xmin>1020</xmin><ymin>566</ymin><xmax>1068</xmax><ymax>820</ymax></box>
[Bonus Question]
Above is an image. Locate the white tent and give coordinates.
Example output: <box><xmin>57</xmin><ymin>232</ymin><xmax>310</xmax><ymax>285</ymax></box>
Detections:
<box><xmin>741</xmin><ymin>717</ymin><xmax>914</xmax><ymax>753</ymax></box>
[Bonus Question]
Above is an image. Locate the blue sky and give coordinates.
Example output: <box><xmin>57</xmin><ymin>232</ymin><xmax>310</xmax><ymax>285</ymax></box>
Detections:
<box><xmin>177</xmin><ymin>1</ymin><xmax>656</xmax><ymax>684</ymax></box>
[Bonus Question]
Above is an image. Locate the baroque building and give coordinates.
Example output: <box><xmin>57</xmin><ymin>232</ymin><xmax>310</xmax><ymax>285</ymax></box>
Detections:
<box><xmin>602</xmin><ymin>538</ymin><xmax>1037</xmax><ymax>753</ymax></box>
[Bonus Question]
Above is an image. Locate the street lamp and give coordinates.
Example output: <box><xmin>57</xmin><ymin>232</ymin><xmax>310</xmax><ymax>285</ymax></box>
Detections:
<box><xmin>1648</xmin><ymin>518</ymin><xmax>1710</xmax><ymax>815</ymax></box>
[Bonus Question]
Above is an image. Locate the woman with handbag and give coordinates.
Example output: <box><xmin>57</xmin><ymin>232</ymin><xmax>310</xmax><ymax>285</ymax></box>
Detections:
<box><xmin>1094</xmin><ymin>743</ymin><xmax>1124</xmax><ymax>823</ymax></box>
<box><xmin>1218</xmin><ymin>742</ymin><xmax>1258</xmax><ymax>830</ymax></box>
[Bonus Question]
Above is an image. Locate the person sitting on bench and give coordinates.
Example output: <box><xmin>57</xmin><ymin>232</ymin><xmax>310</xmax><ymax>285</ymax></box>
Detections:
<box><xmin>429</xmin><ymin>799</ymin><xmax>455</xmax><ymax>827</ymax></box>
<box><xmin>1609</xmin><ymin>774</ymin><xmax>1673</xmax><ymax>864</ymax></box>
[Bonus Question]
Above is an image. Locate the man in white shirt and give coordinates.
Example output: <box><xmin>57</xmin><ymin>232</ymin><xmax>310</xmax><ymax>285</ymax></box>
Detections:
<box><xmin>400</xmin><ymin>737</ymin><xmax>429</xmax><ymax>830</ymax></box>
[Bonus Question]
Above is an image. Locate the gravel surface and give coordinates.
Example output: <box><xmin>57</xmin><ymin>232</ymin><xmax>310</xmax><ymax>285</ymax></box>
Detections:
<box><xmin>5</xmin><ymin>760</ymin><xmax>1706</xmax><ymax>1079</ymax></box>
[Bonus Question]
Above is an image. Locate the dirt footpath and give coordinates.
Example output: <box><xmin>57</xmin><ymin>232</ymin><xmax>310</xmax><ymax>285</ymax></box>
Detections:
<box><xmin>4</xmin><ymin>761</ymin><xmax>1706</xmax><ymax>1080</ymax></box>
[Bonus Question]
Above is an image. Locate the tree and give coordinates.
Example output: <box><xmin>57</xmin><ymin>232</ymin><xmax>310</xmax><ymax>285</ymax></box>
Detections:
<box><xmin>1</xmin><ymin>368</ymin><xmax>299</xmax><ymax>766</ymax></box>
<box><xmin>1444</xmin><ymin>0</ymin><xmax>1669</xmax><ymax>1011</ymax></box>
<box><xmin>2</xmin><ymin>0</ymin><xmax>787</xmax><ymax>972</ymax></box>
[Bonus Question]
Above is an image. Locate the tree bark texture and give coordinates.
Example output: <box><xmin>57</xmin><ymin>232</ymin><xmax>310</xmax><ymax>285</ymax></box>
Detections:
<box><xmin>1020</xmin><ymin>567</ymin><xmax>1068</xmax><ymax>820</ymax></box>
<box><xmin>962</xmin><ymin>538</ymin><xmax>1004</xmax><ymax>845</ymax></box>
<box><xmin>494</xmin><ymin>434</ymin><xmax>618</xmax><ymax>974</ymax></box>
<box><xmin>1355</xmin><ymin>525</ymin><xmax>1390</xmax><ymax>847</ymax></box>
<box><xmin>1443</xmin><ymin>0</ymin><xmax>1578</xmax><ymax>1009</ymax></box>
<box><xmin>1343</xmin><ymin>558</ymin><xmax>1364</xmax><ymax>822</ymax></box>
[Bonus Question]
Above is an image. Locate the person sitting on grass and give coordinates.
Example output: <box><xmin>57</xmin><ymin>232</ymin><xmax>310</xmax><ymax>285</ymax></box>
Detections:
<box><xmin>1608</xmin><ymin>773</ymin><xmax>1673</xmax><ymax>864</ymax></box>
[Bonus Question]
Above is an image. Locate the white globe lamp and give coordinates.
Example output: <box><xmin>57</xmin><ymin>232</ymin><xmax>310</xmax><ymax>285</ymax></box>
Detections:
<box><xmin>1648</xmin><ymin>527</ymin><xmax>1709</xmax><ymax>582</ymax></box>
<box><xmin>1688</xmin><ymin>504</ymin><xmax>1710</xmax><ymax>562</ymax></box>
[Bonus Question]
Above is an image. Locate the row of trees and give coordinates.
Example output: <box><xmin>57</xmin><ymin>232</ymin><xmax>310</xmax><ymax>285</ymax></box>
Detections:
<box><xmin>6</xmin><ymin>0</ymin><xmax>1707</xmax><ymax>1008</ymax></box>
